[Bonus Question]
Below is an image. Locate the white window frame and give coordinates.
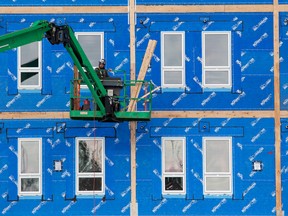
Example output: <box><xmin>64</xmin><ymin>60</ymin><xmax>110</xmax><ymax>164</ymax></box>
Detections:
<box><xmin>203</xmin><ymin>137</ymin><xmax>232</xmax><ymax>196</ymax></box>
<box><xmin>202</xmin><ymin>31</ymin><xmax>231</xmax><ymax>89</ymax></box>
<box><xmin>75</xmin><ymin>32</ymin><xmax>104</xmax><ymax>90</ymax></box>
<box><xmin>161</xmin><ymin>32</ymin><xmax>185</xmax><ymax>89</ymax></box>
<box><xmin>18</xmin><ymin>138</ymin><xmax>42</xmax><ymax>196</ymax></box>
<box><xmin>17</xmin><ymin>41</ymin><xmax>42</xmax><ymax>90</ymax></box>
<box><xmin>76</xmin><ymin>137</ymin><xmax>105</xmax><ymax>196</ymax></box>
<box><xmin>162</xmin><ymin>137</ymin><xmax>186</xmax><ymax>195</ymax></box>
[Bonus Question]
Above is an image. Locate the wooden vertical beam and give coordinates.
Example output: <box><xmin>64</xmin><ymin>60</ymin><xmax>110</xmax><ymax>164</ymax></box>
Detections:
<box><xmin>129</xmin><ymin>0</ymin><xmax>138</xmax><ymax>215</ymax></box>
<box><xmin>273</xmin><ymin>0</ymin><xmax>282</xmax><ymax>215</ymax></box>
<box><xmin>128</xmin><ymin>39</ymin><xmax>157</xmax><ymax>112</ymax></box>
<box><xmin>73</xmin><ymin>65</ymin><xmax>80</xmax><ymax>110</ymax></box>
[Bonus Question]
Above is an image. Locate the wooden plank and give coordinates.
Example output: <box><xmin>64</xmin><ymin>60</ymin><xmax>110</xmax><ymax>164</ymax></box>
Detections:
<box><xmin>0</xmin><ymin>112</ymin><xmax>70</xmax><ymax>119</ymax></box>
<box><xmin>0</xmin><ymin>6</ymin><xmax>128</xmax><ymax>13</ymax></box>
<box><xmin>136</xmin><ymin>5</ymin><xmax>273</xmax><ymax>13</ymax></box>
<box><xmin>128</xmin><ymin>39</ymin><xmax>157</xmax><ymax>112</ymax></box>
<box><xmin>273</xmin><ymin>0</ymin><xmax>283</xmax><ymax>215</ymax></box>
<box><xmin>151</xmin><ymin>111</ymin><xmax>275</xmax><ymax>118</ymax></box>
<box><xmin>73</xmin><ymin>65</ymin><xmax>81</xmax><ymax>111</ymax></box>
<box><xmin>129</xmin><ymin>0</ymin><xmax>138</xmax><ymax>215</ymax></box>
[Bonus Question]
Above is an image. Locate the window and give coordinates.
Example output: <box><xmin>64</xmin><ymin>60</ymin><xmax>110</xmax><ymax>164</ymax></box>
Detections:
<box><xmin>76</xmin><ymin>137</ymin><xmax>105</xmax><ymax>195</ymax></box>
<box><xmin>203</xmin><ymin>137</ymin><xmax>232</xmax><ymax>195</ymax></box>
<box><xmin>202</xmin><ymin>32</ymin><xmax>231</xmax><ymax>89</ymax></box>
<box><xmin>18</xmin><ymin>41</ymin><xmax>42</xmax><ymax>90</ymax></box>
<box><xmin>18</xmin><ymin>138</ymin><xmax>42</xmax><ymax>196</ymax></box>
<box><xmin>75</xmin><ymin>32</ymin><xmax>104</xmax><ymax>69</ymax></box>
<box><xmin>161</xmin><ymin>32</ymin><xmax>185</xmax><ymax>89</ymax></box>
<box><xmin>162</xmin><ymin>137</ymin><xmax>186</xmax><ymax>195</ymax></box>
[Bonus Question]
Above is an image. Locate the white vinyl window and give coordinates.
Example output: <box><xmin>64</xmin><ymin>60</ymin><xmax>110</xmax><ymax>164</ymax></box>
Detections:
<box><xmin>161</xmin><ymin>32</ymin><xmax>185</xmax><ymax>89</ymax></box>
<box><xmin>202</xmin><ymin>32</ymin><xmax>231</xmax><ymax>89</ymax></box>
<box><xmin>18</xmin><ymin>138</ymin><xmax>42</xmax><ymax>196</ymax></box>
<box><xmin>203</xmin><ymin>137</ymin><xmax>232</xmax><ymax>195</ymax></box>
<box><xmin>76</xmin><ymin>137</ymin><xmax>105</xmax><ymax>195</ymax></box>
<box><xmin>18</xmin><ymin>41</ymin><xmax>42</xmax><ymax>90</ymax></box>
<box><xmin>162</xmin><ymin>137</ymin><xmax>186</xmax><ymax>195</ymax></box>
<box><xmin>75</xmin><ymin>32</ymin><xmax>104</xmax><ymax>69</ymax></box>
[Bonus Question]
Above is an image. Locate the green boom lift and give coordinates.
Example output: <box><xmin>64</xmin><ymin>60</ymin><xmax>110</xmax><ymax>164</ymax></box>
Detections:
<box><xmin>0</xmin><ymin>20</ymin><xmax>153</xmax><ymax>122</ymax></box>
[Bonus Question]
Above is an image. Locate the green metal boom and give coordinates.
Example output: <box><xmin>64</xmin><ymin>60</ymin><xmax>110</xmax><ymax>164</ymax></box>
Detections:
<box><xmin>0</xmin><ymin>20</ymin><xmax>152</xmax><ymax>121</ymax></box>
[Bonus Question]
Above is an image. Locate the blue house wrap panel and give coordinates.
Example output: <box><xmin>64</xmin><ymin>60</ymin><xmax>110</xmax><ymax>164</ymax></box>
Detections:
<box><xmin>0</xmin><ymin>118</ymin><xmax>276</xmax><ymax>215</ymax></box>
<box><xmin>0</xmin><ymin>13</ymin><xmax>275</xmax><ymax>112</ymax></box>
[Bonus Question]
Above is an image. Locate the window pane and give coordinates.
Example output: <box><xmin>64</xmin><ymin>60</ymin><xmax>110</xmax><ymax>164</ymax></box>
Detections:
<box><xmin>78</xmin><ymin>35</ymin><xmax>101</xmax><ymax>67</ymax></box>
<box><xmin>21</xmin><ymin>178</ymin><xmax>39</xmax><ymax>192</ymax></box>
<box><xmin>205</xmin><ymin>34</ymin><xmax>228</xmax><ymax>67</ymax></box>
<box><xmin>164</xmin><ymin>70</ymin><xmax>182</xmax><ymax>84</ymax></box>
<box><xmin>206</xmin><ymin>140</ymin><xmax>230</xmax><ymax>173</ymax></box>
<box><xmin>78</xmin><ymin>139</ymin><xmax>102</xmax><ymax>173</ymax></box>
<box><xmin>21</xmin><ymin>141</ymin><xmax>39</xmax><ymax>174</ymax></box>
<box><xmin>20</xmin><ymin>42</ymin><xmax>39</xmax><ymax>67</ymax></box>
<box><xmin>205</xmin><ymin>70</ymin><xmax>229</xmax><ymax>85</ymax></box>
<box><xmin>79</xmin><ymin>177</ymin><xmax>102</xmax><ymax>191</ymax></box>
<box><xmin>20</xmin><ymin>72</ymin><xmax>39</xmax><ymax>86</ymax></box>
<box><xmin>164</xmin><ymin>140</ymin><xmax>183</xmax><ymax>173</ymax></box>
<box><xmin>165</xmin><ymin>177</ymin><xmax>183</xmax><ymax>191</ymax></box>
<box><xmin>164</xmin><ymin>34</ymin><xmax>182</xmax><ymax>67</ymax></box>
<box><xmin>206</xmin><ymin>177</ymin><xmax>230</xmax><ymax>191</ymax></box>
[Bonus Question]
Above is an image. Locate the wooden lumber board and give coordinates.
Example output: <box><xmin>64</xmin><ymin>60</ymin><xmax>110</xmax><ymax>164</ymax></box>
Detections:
<box><xmin>273</xmin><ymin>0</ymin><xmax>282</xmax><ymax>215</ymax></box>
<box><xmin>0</xmin><ymin>112</ymin><xmax>70</xmax><ymax>119</ymax></box>
<box><xmin>128</xmin><ymin>39</ymin><xmax>157</xmax><ymax>112</ymax></box>
<box><xmin>129</xmin><ymin>0</ymin><xmax>138</xmax><ymax>215</ymax></box>
<box><xmin>73</xmin><ymin>65</ymin><xmax>80</xmax><ymax>111</ymax></box>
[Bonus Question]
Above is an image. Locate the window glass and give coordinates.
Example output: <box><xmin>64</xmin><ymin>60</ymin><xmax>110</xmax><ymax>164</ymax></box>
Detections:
<box><xmin>202</xmin><ymin>32</ymin><xmax>231</xmax><ymax>89</ymax></box>
<box><xmin>203</xmin><ymin>137</ymin><xmax>232</xmax><ymax>195</ymax></box>
<box><xmin>18</xmin><ymin>138</ymin><xmax>42</xmax><ymax>196</ymax></box>
<box><xmin>76</xmin><ymin>138</ymin><xmax>105</xmax><ymax>195</ymax></box>
<box><xmin>162</xmin><ymin>137</ymin><xmax>186</xmax><ymax>195</ymax></box>
<box><xmin>161</xmin><ymin>32</ymin><xmax>185</xmax><ymax>88</ymax></box>
<box><xmin>18</xmin><ymin>41</ymin><xmax>42</xmax><ymax>89</ymax></box>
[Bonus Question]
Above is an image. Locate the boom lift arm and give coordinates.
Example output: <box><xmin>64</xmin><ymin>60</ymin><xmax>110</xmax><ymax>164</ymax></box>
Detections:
<box><xmin>0</xmin><ymin>20</ymin><xmax>153</xmax><ymax>121</ymax></box>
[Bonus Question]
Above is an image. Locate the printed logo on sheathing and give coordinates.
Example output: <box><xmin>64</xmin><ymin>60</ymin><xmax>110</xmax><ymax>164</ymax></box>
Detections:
<box><xmin>136</xmin><ymin>33</ymin><xmax>150</xmax><ymax>47</ymax></box>
<box><xmin>191</xmin><ymin>169</ymin><xmax>203</xmax><ymax>184</ymax></box>
<box><xmin>231</xmin><ymin>92</ymin><xmax>246</xmax><ymax>106</ymax></box>
<box><xmin>36</xmin><ymin>95</ymin><xmax>52</xmax><ymax>107</ymax></box>
<box><xmin>252</xmin><ymin>17</ymin><xmax>268</xmax><ymax>31</ymax></box>
<box><xmin>136</xmin><ymin>133</ymin><xmax>145</xmax><ymax>143</ymax></box>
<box><xmin>91</xmin><ymin>200</ymin><xmax>106</xmax><ymax>214</ymax></box>
<box><xmin>8</xmin><ymin>146</ymin><xmax>18</xmax><ymax>157</ymax></box>
<box><xmin>47</xmin><ymin>138</ymin><xmax>61</xmax><ymax>149</ymax></box>
<box><xmin>172</xmin><ymin>21</ymin><xmax>184</xmax><ymax>31</ymax></box>
<box><xmin>192</xmin><ymin>140</ymin><xmax>203</xmax><ymax>154</ymax></box>
<box><xmin>105</xmin><ymin>156</ymin><xmax>114</xmax><ymax>166</ymax></box>
<box><xmin>6</xmin><ymin>94</ymin><xmax>21</xmax><ymax>108</ymax></box>
<box><xmin>251</xmin><ymin>128</ymin><xmax>266</xmax><ymax>143</ymax></box>
<box><xmin>153</xmin><ymin>169</ymin><xmax>161</xmax><ymax>180</ymax></box>
<box><xmin>153</xmin><ymin>53</ymin><xmax>160</xmax><ymax>62</ymax></box>
<box><xmin>0</xmin><ymin>164</ymin><xmax>8</xmax><ymax>174</ymax></box>
<box><xmin>61</xmin><ymin>170</ymin><xmax>71</xmax><ymax>178</ymax></box>
<box><xmin>105</xmin><ymin>185</ymin><xmax>114</xmax><ymax>196</ymax></box>
<box><xmin>16</xmin><ymin>123</ymin><xmax>31</xmax><ymax>134</ymax></box>
<box><xmin>214</xmin><ymin>118</ymin><xmax>231</xmax><ymax>133</ymax></box>
<box><xmin>32</xmin><ymin>201</ymin><xmax>47</xmax><ymax>214</ymax></box>
<box><xmin>241</xmin><ymin>198</ymin><xmax>257</xmax><ymax>213</ymax></box>
<box><xmin>153</xmin><ymin>139</ymin><xmax>161</xmax><ymax>150</ymax></box>
<box><xmin>232</xmin><ymin>21</ymin><xmax>242</xmax><ymax>31</ymax></box>
<box><xmin>182</xmin><ymin>200</ymin><xmax>197</xmax><ymax>213</ymax></box>
<box><xmin>115</xmin><ymin>58</ymin><xmax>128</xmax><ymax>70</ymax></box>
<box><xmin>8</xmin><ymin>69</ymin><xmax>17</xmax><ymax>81</ymax></box>
<box><xmin>260</xmin><ymin>94</ymin><xmax>272</xmax><ymax>106</ymax></box>
<box><xmin>56</xmin><ymin>63</ymin><xmax>66</xmax><ymax>74</ymax></box>
<box><xmin>9</xmin><ymin>175</ymin><xmax>17</xmax><ymax>186</ymax></box>
<box><xmin>201</xmin><ymin>92</ymin><xmax>216</xmax><ymax>106</ymax></box>
<box><xmin>109</xmin><ymin>39</ymin><xmax>115</xmax><ymax>47</ymax></box>
<box><xmin>202</xmin><ymin>21</ymin><xmax>214</xmax><ymax>31</ymax></box>
<box><xmin>251</xmin><ymin>118</ymin><xmax>261</xmax><ymax>127</ymax></box>
<box><xmin>212</xmin><ymin>198</ymin><xmax>227</xmax><ymax>213</ymax></box>
<box><xmin>121</xmin><ymin>186</ymin><xmax>131</xmax><ymax>197</ymax></box>
<box><xmin>241</xmin><ymin>58</ymin><xmax>255</xmax><ymax>72</ymax></box>
<box><xmin>121</xmin><ymin>203</ymin><xmax>130</xmax><ymax>213</ymax></box>
<box><xmin>62</xmin><ymin>201</ymin><xmax>76</xmax><ymax>214</ymax></box>
<box><xmin>237</xmin><ymin>142</ymin><xmax>243</xmax><ymax>150</ymax></box>
<box><xmin>249</xmin><ymin>147</ymin><xmax>264</xmax><ymax>161</ymax></box>
<box><xmin>237</xmin><ymin>172</ymin><xmax>243</xmax><ymax>180</ymax></box>
<box><xmin>260</xmin><ymin>79</ymin><xmax>271</xmax><ymax>90</ymax></box>
<box><xmin>172</xmin><ymin>93</ymin><xmax>187</xmax><ymax>106</ymax></box>
<box><xmin>89</xmin><ymin>22</ymin><xmax>96</xmax><ymax>28</ymax></box>
<box><xmin>243</xmin><ymin>182</ymin><xmax>256</xmax><ymax>197</ymax></box>
<box><xmin>152</xmin><ymin>198</ymin><xmax>167</xmax><ymax>213</ymax></box>
<box><xmin>2</xmin><ymin>201</ymin><xmax>17</xmax><ymax>215</ymax></box>
<box><xmin>253</xmin><ymin>33</ymin><xmax>268</xmax><ymax>47</ymax></box>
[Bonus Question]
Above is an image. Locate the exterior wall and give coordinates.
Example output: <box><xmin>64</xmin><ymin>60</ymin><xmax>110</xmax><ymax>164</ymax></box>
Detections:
<box><xmin>0</xmin><ymin>3</ymin><xmax>286</xmax><ymax>216</ymax></box>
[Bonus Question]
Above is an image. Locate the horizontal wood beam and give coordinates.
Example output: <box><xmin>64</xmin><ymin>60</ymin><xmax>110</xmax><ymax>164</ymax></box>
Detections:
<box><xmin>0</xmin><ymin>4</ymin><xmax>281</xmax><ymax>14</ymax></box>
<box><xmin>0</xmin><ymin>111</ymin><xmax>277</xmax><ymax>119</ymax></box>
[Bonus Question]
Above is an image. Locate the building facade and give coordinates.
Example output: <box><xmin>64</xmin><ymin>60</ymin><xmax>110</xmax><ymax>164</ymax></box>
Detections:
<box><xmin>0</xmin><ymin>0</ymin><xmax>286</xmax><ymax>215</ymax></box>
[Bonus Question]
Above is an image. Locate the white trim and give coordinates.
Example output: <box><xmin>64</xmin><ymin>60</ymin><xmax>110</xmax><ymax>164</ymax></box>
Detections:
<box><xmin>17</xmin><ymin>41</ymin><xmax>42</xmax><ymax>90</ymax></box>
<box><xmin>18</xmin><ymin>138</ymin><xmax>42</xmax><ymax>196</ymax></box>
<box><xmin>161</xmin><ymin>31</ymin><xmax>185</xmax><ymax>89</ymax></box>
<box><xmin>162</xmin><ymin>137</ymin><xmax>186</xmax><ymax>195</ymax></box>
<box><xmin>202</xmin><ymin>31</ymin><xmax>231</xmax><ymax>89</ymax></box>
<box><xmin>75</xmin><ymin>137</ymin><xmax>105</xmax><ymax>195</ymax></box>
<box><xmin>203</xmin><ymin>137</ymin><xmax>232</xmax><ymax>195</ymax></box>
